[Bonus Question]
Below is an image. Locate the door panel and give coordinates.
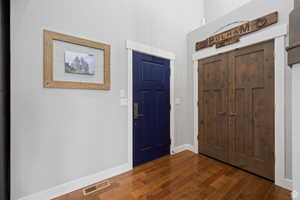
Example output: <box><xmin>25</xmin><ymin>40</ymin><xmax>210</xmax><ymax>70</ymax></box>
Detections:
<box><xmin>0</xmin><ymin>1</ymin><xmax>9</xmax><ymax>199</ymax></box>
<box><xmin>198</xmin><ymin>40</ymin><xmax>275</xmax><ymax>180</ymax></box>
<box><xmin>228</xmin><ymin>41</ymin><xmax>275</xmax><ymax>180</ymax></box>
<box><xmin>198</xmin><ymin>54</ymin><xmax>229</xmax><ymax>163</ymax></box>
<box><xmin>133</xmin><ymin>51</ymin><xmax>170</xmax><ymax>167</ymax></box>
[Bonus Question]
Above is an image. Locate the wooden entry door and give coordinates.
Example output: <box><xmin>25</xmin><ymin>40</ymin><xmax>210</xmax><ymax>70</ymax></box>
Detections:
<box><xmin>198</xmin><ymin>54</ymin><xmax>229</xmax><ymax>163</ymax></box>
<box><xmin>198</xmin><ymin>40</ymin><xmax>275</xmax><ymax>180</ymax></box>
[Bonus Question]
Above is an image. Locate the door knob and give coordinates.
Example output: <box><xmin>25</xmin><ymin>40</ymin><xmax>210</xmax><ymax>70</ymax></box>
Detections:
<box><xmin>218</xmin><ymin>112</ymin><xmax>226</xmax><ymax>115</ymax></box>
<box><xmin>229</xmin><ymin>112</ymin><xmax>237</xmax><ymax>117</ymax></box>
<box><xmin>134</xmin><ymin>103</ymin><xmax>144</xmax><ymax>119</ymax></box>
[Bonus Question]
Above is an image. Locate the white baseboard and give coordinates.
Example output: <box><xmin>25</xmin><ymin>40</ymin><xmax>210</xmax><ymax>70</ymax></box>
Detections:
<box><xmin>276</xmin><ymin>178</ymin><xmax>293</xmax><ymax>191</ymax></box>
<box><xmin>185</xmin><ymin>144</ymin><xmax>194</xmax><ymax>152</ymax></box>
<box><xmin>172</xmin><ymin>144</ymin><xmax>194</xmax><ymax>154</ymax></box>
<box><xmin>171</xmin><ymin>144</ymin><xmax>185</xmax><ymax>154</ymax></box>
<box><xmin>18</xmin><ymin>163</ymin><xmax>132</xmax><ymax>200</ymax></box>
<box><xmin>292</xmin><ymin>191</ymin><xmax>299</xmax><ymax>200</ymax></box>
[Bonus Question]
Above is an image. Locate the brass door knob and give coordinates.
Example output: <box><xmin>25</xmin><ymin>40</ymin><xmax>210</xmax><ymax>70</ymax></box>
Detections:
<box><xmin>229</xmin><ymin>112</ymin><xmax>237</xmax><ymax>117</ymax></box>
<box><xmin>134</xmin><ymin>103</ymin><xmax>144</xmax><ymax>119</ymax></box>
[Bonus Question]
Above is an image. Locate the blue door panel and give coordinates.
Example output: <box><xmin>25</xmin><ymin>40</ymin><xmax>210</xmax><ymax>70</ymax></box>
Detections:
<box><xmin>133</xmin><ymin>51</ymin><xmax>170</xmax><ymax>167</ymax></box>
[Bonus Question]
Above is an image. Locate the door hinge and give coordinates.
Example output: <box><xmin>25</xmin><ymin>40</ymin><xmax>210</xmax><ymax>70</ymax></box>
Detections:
<box><xmin>169</xmin><ymin>104</ymin><xmax>172</xmax><ymax>111</ymax></box>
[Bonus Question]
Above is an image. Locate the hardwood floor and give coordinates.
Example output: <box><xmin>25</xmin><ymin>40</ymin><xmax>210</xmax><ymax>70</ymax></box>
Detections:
<box><xmin>53</xmin><ymin>151</ymin><xmax>291</xmax><ymax>200</ymax></box>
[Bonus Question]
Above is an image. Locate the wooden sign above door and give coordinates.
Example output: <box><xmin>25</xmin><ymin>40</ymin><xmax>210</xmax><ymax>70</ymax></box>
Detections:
<box><xmin>195</xmin><ymin>12</ymin><xmax>278</xmax><ymax>51</ymax></box>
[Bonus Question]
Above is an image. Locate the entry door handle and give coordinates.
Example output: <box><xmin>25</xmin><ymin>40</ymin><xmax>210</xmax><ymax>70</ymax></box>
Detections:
<box><xmin>229</xmin><ymin>112</ymin><xmax>237</xmax><ymax>117</ymax></box>
<box><xmin>134</xmin><ymin>103</ymin><xmax>144</xmax><ymax>119</ymax></box>
<box><xmin>218</xmin><ymin>112</ymin><xmax>226</xmax><ymax>116</ymax></box>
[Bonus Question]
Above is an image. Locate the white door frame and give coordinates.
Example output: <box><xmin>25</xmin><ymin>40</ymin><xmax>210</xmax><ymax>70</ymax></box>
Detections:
<box><xmin>192</xmin><ymin>24</ymin><xmax>292</xmax><ymax>190</ymax></box>
<box><xmin>126</xmin><ymin>40</ymin><xmax>176</xmax><ymax>168</ymax></box>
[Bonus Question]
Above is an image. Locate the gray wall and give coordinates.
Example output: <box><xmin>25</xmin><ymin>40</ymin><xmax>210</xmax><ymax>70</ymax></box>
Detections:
<box><xmin>292</xmin><ymin>64</ymin><xmax>300</xmax><ymax>200</ymax></box>
<box><xmin>204</xmin><ymin>0</ymin><xmax>251</xmax><ymax>23</ymax></box>
<box><xmin>187</xmin><ymin>0</ymin><xmax>294</xmax><ymax>180</ymax></box>
<box><xmin>10</xmin><ymin>0</ymin><xmax>204</xmax><ymax>199</ymax></box>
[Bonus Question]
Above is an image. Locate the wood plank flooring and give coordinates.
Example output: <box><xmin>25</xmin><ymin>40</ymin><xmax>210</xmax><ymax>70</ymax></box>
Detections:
<box><xmin>53</xmin><ymin>151</ymin><xmax>291</xmax><ymax>200</ymax></box>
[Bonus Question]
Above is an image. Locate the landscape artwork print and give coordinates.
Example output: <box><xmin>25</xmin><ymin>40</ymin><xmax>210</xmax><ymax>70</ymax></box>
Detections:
<box><xmin>64</xmin><ymin>51</ymin><xmax>96</xmax><ymax>75</ymax></box>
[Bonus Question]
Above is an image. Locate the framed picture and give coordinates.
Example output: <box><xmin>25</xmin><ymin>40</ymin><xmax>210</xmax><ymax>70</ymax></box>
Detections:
<box><xmin>43</xmin><ymin>30</ymin><xmax>110</xmax><ymax>90</ymax></box>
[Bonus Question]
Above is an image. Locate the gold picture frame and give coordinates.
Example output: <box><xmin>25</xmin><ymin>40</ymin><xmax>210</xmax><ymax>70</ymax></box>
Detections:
<box><xmin>43</xmin><ymin>30</ymin><xmax>110</xmax><ymax>90</ymax></box>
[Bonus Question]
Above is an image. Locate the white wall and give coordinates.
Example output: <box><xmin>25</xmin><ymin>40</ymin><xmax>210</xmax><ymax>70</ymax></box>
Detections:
<box><xmin>204</xmin><ymin>0</ymin><xmax>251</xmax><ymax>23</ymax></box>
<box><xmin>187</xmin><ymin>0</ymin><xmax>294</xmax><ymax>181</ymax></box>
<box><xmin>10</xmin><ymin>0</ymin><xmax>204</xmax><ymax>199</ymax></box>
<box><xmin>292</xmin><ymin>64</ymin><xmax>300</xmax><ymax>200</ymax></box>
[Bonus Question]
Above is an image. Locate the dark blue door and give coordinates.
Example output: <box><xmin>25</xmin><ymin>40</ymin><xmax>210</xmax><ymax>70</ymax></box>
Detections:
<box><xmin>133</xmin><ymin>51</ymin><xmax>171</xmax><ymax>167</ymax></box>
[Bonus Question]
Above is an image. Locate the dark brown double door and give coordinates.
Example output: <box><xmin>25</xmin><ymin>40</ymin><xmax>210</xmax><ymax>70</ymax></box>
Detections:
<box><xmin>198</xmin><ymin>40</ymin><xmax>275</xmax><ymax>180</ymax></box>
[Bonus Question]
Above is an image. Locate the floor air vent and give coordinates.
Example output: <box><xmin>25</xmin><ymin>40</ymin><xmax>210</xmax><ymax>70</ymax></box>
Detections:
<box><xmin>83</xmin><ymin>181</ymin><xmax>111</xmax><ymax>196</ymax></box>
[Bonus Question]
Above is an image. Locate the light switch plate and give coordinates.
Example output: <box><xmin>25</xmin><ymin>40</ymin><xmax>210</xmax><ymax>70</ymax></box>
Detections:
<box><xmin>120</xmin><ymin>89</ymin><xmax>126</xmax><ymax>98</ymax></box>
<box><xmin>120</xmin><ymin>98</ymin><xmax>128</xmax><ymax>106</ymax></box>
<box><xmin>175</xmin><ymin>98</ymin><xmax>181</xmax><ymax>105</ymax></box>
